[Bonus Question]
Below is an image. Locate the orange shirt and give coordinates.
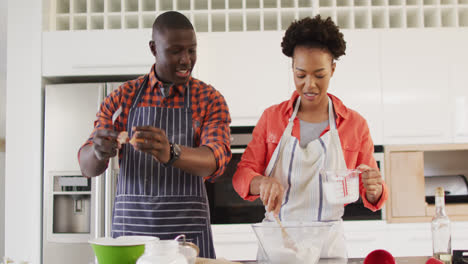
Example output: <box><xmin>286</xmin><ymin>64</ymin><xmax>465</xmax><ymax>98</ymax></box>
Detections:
<box><xmin>232</xmin><ymin>92</ymin><xmax>388</xmax><ymax>211</ymax></box>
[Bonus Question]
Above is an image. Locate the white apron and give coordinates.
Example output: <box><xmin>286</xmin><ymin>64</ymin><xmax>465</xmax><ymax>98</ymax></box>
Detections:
<box><xmin>263</xmin><ymin>96</ymin><xmax>348</xmax><ymax>258</ymax></box>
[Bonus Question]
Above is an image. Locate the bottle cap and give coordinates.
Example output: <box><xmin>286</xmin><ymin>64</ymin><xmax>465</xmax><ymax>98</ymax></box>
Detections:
<box><xmin>435</xmin><ymin>187</ymin><xmax>445</xmax><ymax>197</ymax></box>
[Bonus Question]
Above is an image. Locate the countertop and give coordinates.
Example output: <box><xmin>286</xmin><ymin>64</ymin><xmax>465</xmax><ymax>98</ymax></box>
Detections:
<box><xmin>212</xmin><ymin>221</ymin><xmax>468</xmax><ymax>260</ymax></box>
<box><xmin>238</xmin><ymin>256</ymin><xmax>431</xmax><ymax>263</ymax></box>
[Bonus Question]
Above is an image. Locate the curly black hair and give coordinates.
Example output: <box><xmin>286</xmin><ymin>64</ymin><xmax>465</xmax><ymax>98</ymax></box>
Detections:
<box><xmin>281</xmin><ymin>15</ymin><xmax>346</xmax><ymax>60</ymax></box>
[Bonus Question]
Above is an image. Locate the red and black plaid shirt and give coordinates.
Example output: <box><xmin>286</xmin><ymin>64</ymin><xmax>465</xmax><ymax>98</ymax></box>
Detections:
<box><xmin>81</xmin><ymin>64</ymin><xmax>232</xmax><ymax>181</ymax></box>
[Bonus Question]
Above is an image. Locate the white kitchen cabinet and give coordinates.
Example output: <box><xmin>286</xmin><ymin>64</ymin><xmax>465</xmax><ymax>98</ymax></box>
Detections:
<box><xmin>211</xmin><ymin>224</ymin><xmax>258</xmax><ymax>261</ymax></box>
<box><xmin>42</xmin><ymin>30</ymin><xmax>153</xmax><ymax>76</ymax></box>
<box><xmin>42</xmin><ymin>27</ymin><xmax>467</xmax><ymax>143</ymax></box>
<box><xmin>450</xmin><ymin>28</ymin><xmax>468</xmax><ymax>143</ymax></box>
<box><xmin>42</xmin><ymin>30</ymin><xmax>294</xmax><ymax>126</ymax></box>
<box><xmin>381</xmin><ymin>29</ymin><xmax>452</xmax><ymax>144</ymax></box>
<box><xmin>197</xmin><ymin>30</ymin><xmax>382</xmax><ymax>133</ymax></box>
<box><xmin>196</xmin><ymin>32</ymin><xmax>293</xmax><ymax>126</ymax></box>
<box><xmin>330</xmin><ymin>30</ymin><xmax>383</xmax><ymax>145</ymax></box>
<box><xmin>213</xmin><ymin>221</ymin><xmax>468</xmax><ymax>260</ymax></box>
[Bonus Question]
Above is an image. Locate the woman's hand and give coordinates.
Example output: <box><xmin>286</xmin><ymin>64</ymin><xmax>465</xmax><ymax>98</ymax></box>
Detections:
<box><xmin>358</xmin><ymin>164</ymin><xmax>383</xmax><ymax>204</ymax></box>
<box><xmin>132</xmin><ymin>126</ymin><xmax>171</xmax><ymax>164</ymax></box>
<box><xmin>250</xmin><ymin>176</ymin><xmax>285</xmax><ymax>216</ymax></box>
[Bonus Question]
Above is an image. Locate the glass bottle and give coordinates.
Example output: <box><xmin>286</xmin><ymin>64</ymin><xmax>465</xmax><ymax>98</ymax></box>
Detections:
<box><xmin>431</xmin><ymin>187</ymin><xmax>452</xmax><ymax>264</ymax></box>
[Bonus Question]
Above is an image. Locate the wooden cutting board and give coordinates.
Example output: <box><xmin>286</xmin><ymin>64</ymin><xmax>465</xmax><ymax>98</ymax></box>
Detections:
<box><xmin>195</xmin><ymin>257</ymin><xmax>242</xmax><ymax>264</ymax></box>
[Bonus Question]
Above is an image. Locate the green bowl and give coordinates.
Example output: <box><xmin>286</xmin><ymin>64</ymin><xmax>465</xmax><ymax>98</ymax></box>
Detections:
<box><xmin>89</xmin><ymin>236</ymin><xmax>158</xmax><ymax>264</ymax></box>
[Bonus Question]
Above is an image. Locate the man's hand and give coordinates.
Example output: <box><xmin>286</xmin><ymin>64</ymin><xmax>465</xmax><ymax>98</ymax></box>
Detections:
<box><xmin>92</xmin><ymin>129</ymin><xmax>119</xmax><ymax>161</ymax></box>
<box><xmin>358</xmin><ymin>164</ymin><xmax>383</xmax><ymax>204</ymax></box>
<box><xmin>132</xmin><ymin>126</ymin><xmax>171</xmax><ymax>164</ymax></box>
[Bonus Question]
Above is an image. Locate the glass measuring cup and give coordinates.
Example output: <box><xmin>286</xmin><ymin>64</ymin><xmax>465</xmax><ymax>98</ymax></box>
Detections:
<box><xmin>322</xmin><ymin>169</ymin><xmax>360</xmax><ymax>204</ymax></box>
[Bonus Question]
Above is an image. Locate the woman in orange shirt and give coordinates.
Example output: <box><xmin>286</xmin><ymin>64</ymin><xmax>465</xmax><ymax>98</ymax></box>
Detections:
<box><xmin>232</xmin><ymin>15</ymin><xmax>388</xmax><ymax>258</ymax></box>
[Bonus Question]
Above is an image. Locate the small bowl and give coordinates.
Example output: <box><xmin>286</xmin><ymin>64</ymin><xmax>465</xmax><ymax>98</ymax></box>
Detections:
<box><xmin>364</xmin><ymin>249</ymin><xmax>395</xmax><ymax>264</ymax></box>
<box><xmin>89</xmin><ymin>236</ymin><xmax>158</xmax><ymax>264</ymax></box>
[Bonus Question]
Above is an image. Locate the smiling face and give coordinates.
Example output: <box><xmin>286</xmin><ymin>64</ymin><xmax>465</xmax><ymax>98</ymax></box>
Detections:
<box><xmin>293</xmin><ymin>45</ymin><xmax>336</xmax><ymax>111</ymax></box>
<box><xmin>150</xmin><ymin>28</ymin><xmax>197</xmax><ymax>85</ymax></box>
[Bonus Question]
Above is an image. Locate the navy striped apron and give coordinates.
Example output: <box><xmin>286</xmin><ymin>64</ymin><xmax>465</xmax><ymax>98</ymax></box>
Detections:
<box><xmin>111</xmin><ymin>75</ymin><xmax>215</xmax><ymax>258</ymax></box>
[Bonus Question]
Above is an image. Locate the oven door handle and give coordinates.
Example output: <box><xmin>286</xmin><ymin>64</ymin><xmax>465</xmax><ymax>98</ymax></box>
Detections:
<box><xmin>231</xmin><ymin>148</ymin><xmax>245</xmax><ymax>154</ymax></box>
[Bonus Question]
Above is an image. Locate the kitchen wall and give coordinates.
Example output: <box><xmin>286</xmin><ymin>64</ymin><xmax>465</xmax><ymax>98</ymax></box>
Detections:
<box><xmin>0</xmin><ymin>0</ymin><xmax>7</xmax><ymax>258</ymax></box>
<box><xmin>2</xmin><ymin>1</ymin><xmax>467</xmax><ymax>262</ymax></box>
<box><xmin>5</xmin><ymin>0</ymin><xmax>43</xmax><ymax>263</ymax></box>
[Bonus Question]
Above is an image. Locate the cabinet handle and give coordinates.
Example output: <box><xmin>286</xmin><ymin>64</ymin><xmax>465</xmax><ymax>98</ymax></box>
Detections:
<box><xmin>388</xmin><ymin>131</ymin><xmax>443</xmax><ymax>137</ymax></box>
<box><xmin>0</xmin><ymin>138</ymin><xmax>4</xmax><ymax>152</ymax></box>
<box><xmin>72</xmin><ymin>63</ymin><xmax>150</xmax><ymax>69</ymax></box>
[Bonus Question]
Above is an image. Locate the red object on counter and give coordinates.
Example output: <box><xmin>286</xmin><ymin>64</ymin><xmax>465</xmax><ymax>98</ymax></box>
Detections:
<box><xmin>364</xmin><ymin>249</ymin><xmax>396</xmax><ymax>264</ymax></box>
<box><xmin>425</xmin><ymin>257</ymin><xmax>444</xmax><ymax>264</ymax></box>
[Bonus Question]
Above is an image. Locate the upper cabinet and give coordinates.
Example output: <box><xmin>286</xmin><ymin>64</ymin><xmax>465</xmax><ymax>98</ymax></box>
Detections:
<box><xmin>381</xmin><ymin>30</ymin><xmax>452</xmax><ymax>144</ymax></box>
<box><xmin>195</xmin><ymin>32</ymin><xmax>293</xmax><ymax>127</ymax></box>
<box><xmin>42</xmin><ymin>28</ymin><xmax>468</xmax><ymax>144</ymax></box>
<box><xmin>381</xmin><ymin>29</ymin><xmax>468</xmax><ymax>144</ymax></box>
<box><xmin>42</xmin><ymin>0</ymin><xmax>468</xmax><ymax>144</ymax></box>
<box><xmin>450</xmin><ymin>28</ymin><xmax>468</xmax><ymax>143</ymax></box>
<box><xmin>331</xmin><ymin>30</ymin><xmax>383</xmax><ymax>145</ymax></box>
<box><xmin>42</xmin><ymin>30</ymin><xmax>153</xmax><ymax>76</ymax></box>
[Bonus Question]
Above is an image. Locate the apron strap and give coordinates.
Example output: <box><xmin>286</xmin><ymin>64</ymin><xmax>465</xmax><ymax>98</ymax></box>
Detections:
<box><xmin>130</xmin><ymin>75</ymin><xmax>149</xmax><ymax>110</ymax></box>
<box><xmin>290</xmin><ymin>96</ymin><xmax>336</xmax><ymax>129</ymax></box>
<box><xmin>184</xmin><ymin>82</ymin><xmax>191</xmax><ymax>110</ymax></box>
<box><xmin>131</xmin><ymin>75</ymin><xmax>191</xmax><ymax>110</ymax></box>
<box><xmin>128</xmin><ymin>76</ymin><xmax>192</xmax><ymax>125</ymax></box>
<box><xmin>267</xmin><ymin>96</ymin><xmax>335</xmax><ymax>177</ymax></box>
<box><xmin>289</xmin><ymin>96</ymin><xmax>301</xmax><ymax>122</ymax></box>
<box><xmin>328</xmin><ymin>97</ymin><xmax>337</xmax><ymax>130</ymax></box>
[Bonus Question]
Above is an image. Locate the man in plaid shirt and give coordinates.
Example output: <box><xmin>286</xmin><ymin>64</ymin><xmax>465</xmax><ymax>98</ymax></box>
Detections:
<box><xmin>78</xmin><ymin>11</ymin><xmax>231</xmax><ymax>258</ymax></box>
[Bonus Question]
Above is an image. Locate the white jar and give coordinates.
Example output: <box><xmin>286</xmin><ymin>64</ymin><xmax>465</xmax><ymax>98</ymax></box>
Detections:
<box><xmin>137</xmin><ymin>240</ymin><xmax>188</xmax><ymax>264</ymax></box>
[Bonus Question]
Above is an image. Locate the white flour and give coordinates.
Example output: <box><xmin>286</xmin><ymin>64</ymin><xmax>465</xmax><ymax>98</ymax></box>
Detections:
<box><xmin>323</xmin><ymin>180</ymin><xmax>359</xmax><ymax>204</ymax></box>
<box><xmin>265</xmin><ymin>239</ymin><xmax>321</xmax><ymax>264</ymax></box>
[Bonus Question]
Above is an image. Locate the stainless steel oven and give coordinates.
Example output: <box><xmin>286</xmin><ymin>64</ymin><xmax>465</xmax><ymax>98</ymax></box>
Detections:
<box><xmin>205</xmin><ymin>127</ymin><xmax>266</xmax><ymax>224</ymax></box>
<box><xmin>205</xmin><ymin>127</ymin><xmax>384</xmax><ymax>224</ymax></box>
<box><xmin>342</xmin><ymin>145</ymin><xmax>384</xmax><ymax>221</ymax></box>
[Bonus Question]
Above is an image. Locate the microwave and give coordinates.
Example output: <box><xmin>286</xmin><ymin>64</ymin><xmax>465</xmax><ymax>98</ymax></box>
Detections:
<box><xmin>204</xmin><ymin>126</ymin><xmax>384</xmax><ymax>224</ymax></box>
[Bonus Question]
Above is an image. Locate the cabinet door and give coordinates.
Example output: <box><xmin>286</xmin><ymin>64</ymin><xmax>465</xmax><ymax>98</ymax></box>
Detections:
<box><xmin>42</xmin><ymin>30</ymin><xmax>153</xmax><ymax>76</ymax></box>
<box><xmin>389</xmin><ymin>151</ymin><xmax>426</xmax><ymax>218</ymax></box>
<box><xmin>44</xmin><ymin>83</ymin><xmax>104</xmax><ymax>172</ymax></box>
<box><xmin>195</xmin><ymin>32</ymin><xmax>293</xmax><ymax>126</ymax></box>
<box><xmin>331</xmin><ymin>30</ymin><xmax>383</xmax><ymax>145</ymax></box>
<box><xmin>450</xmin><ymin>29</ymin><xmax>468</xmax><ymax>143</ymax></box>
<box><xmin>381</xmin><ymin>30</ymin><xmax>452</xmax><ymax>144</ymax></box>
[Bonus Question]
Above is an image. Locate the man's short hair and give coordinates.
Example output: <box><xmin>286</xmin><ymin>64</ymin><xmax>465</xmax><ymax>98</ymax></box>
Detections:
<box><xmin>152</xmin><ymin>11</ymin><xmax>194</xmax><ymax>39</ymax></box>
